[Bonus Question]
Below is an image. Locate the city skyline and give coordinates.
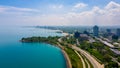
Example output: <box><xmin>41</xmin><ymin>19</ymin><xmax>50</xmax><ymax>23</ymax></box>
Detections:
<box><xmin>0</xmin><ymin>0</ymin><xmax>120</xmax><ymax>26</ymax></box>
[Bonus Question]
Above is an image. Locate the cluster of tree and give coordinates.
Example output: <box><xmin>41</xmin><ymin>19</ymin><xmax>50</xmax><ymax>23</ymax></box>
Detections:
<box><xmin>105</xmin><ymin>61</ymin><xmax>118</xmax><ymax>68</ymax></box>
<box><xmin>117</xmin><ymin>57</ymin><xmax>120</xmax><ymax>63</ymax></box>
<box><xmin>21</xmin><ymin>36</ymin><xmax>60</xmax><ymax>45</ymax></box>
<box><xmin>83</xmin><ymin>30</ymin><xmax>89</xmax><ymax>36</ymax></box>
<box><xmin>78</xmin><ymin>36</ymin><xmax>89</xmax><ymax>42</ymax></box>
<box><xmin>112</xmin><ymin>34</ymin><xmax>119</xmax><ymax>40</ymax></box>
<box><xmin>79</xmin><ymin>41</ymin><xmax>119</xmax><ymax>67</ymax></box>
<box><xmin>80</xmin><ymin>42</ymin><xmax>110</xmax><ymax>62</ymax></box>
<box><xmin>62</xmin><ymin>36</ymin><xmax>76</xmax><ymax>45</ymax></box>
<box><xmin>74</xmin><ymin>31</ymin><xmax>80</xmax><ymax>38</ymax></box>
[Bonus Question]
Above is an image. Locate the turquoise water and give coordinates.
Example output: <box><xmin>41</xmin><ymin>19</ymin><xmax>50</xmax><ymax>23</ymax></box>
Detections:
<box><xmin>0</xmin><ymin>26</ymin><xmax>66</xmax><ymax>68</ymax></box>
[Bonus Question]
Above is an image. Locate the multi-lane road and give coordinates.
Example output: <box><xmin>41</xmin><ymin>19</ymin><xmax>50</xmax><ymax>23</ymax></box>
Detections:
<box><xmin>71</xmin><ymin>46</ymin><xmax>104</xmax><ymax>68</ymax></box>
<box><xmin>58</xmin><ymin>37</ymin><xmax>104</xmax><ymax>68</ymax></box>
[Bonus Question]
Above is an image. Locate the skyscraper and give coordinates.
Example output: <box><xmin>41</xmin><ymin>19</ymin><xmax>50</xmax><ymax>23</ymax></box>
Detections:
<box><xmin>116</xmin><ymin>28</ymin><xmax>120</xmax><ymax>36</ymax></box>
<box><xmin>93</xmin><ymin>25</ymin><xmax>99</xmax><ymax>37</ymax></box>
<box><xmin>106</xmin><ymin>29</ymin><xmax>111</xmax><ymax>33</ymax></box>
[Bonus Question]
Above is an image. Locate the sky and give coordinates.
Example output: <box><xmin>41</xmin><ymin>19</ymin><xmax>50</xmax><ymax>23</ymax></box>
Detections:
<box><xmin>0</xmin><ymin>0</ymin><xmax>120</xmax><ymax>26</ymax></box>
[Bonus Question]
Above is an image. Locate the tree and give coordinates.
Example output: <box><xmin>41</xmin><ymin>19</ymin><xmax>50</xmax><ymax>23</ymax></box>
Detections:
<box><xmin>106</xmin><ymin>61</ymin><xmax>118</xmax><ymax>68</ymax></box>
<box><xmin>117</xmin><ymin>57</ymin><xmax>120</xmax><ymax>62</ymax></box>
<box><xmin>74</xmin><ymin>31</ymin><xmax>80</xmax><ymax>38</ymax></box>
<box><xmin>112</xmin><ymin>35</ymin><xmax>119</xmax><ymax>40</ymax></box>
<box><xmin>83</xmin><ymin>30</ymin><xmax>89</xmax><ymax>36</ymax></box>
<box><xmin>103</xmin><ymin>54</ymin><xmax>111</xmax><ymax>62</ymax></box>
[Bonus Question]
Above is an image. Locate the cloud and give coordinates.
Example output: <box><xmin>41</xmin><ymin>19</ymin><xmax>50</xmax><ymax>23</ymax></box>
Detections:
<box><xmin>49</xmin><ymin>5</ymin><xmax>63</xmax><ymax>9</ymax></box>
<box><xmin>39</xmin><ymin>1</ymin><xmax>119</xmax><ymax>26</ymax></box>
<box><xmin>59</xmin><ymin>1</ymin><xmax>120</xmax><ymax>26</ymax></box>
<box><xmin>74</xmin><ymin>3</ymin><xmax>87</xmax><ymax>9</ymax></box>
<box><xmin>0</xmin><ymin>5</ymin><xmax>39</xmax><ymax>13</ymax></box>
<box><xmin>0</xmin><ymin>1</ymin><xmax>120</xmax><ymax>26</ymax></box>
<box><xmin>72</xmin><ymin>3</ymin><xmax>88</xmax><ymax>11</ymax></box>
<box><xmin>105</xmin><ymin>1</ymin><xmax>120</xmax><ymax>9</ymax></box>
<box><xmin>0</xmin><ymin>7</ymin><xmax>7</xmax><ymax>12</ymax></box>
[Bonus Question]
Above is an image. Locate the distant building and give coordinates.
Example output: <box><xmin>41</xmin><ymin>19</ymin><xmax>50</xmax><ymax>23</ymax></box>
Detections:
<box><xmin>93</xmin><ymin>25</ymin><xmax>99</xmax><ymax>37</ymax></box>
<box><xmin>80</xmin><ymin>34</ymin><xmax>88</xmax><ymax>37</ymax></box>
<box><xmin>116</xmin><ymin>28</ymin><xmax>120</xmax><ymax>36</ymax></box>
<box><xmin>83</xmin><ymin>30</ymin><xmax>89</xmax><ymax>36</ymax></box>
<box><xmin>79</xmin><ymin>34</ymin><xmax>89</xmax><ymax>41</ymax></box>
<box><xmin>74</xmin><ymin>31</ymin><xmax>80</xmax><ymax>38</ymax></box>
<box><xmin>106</xmin><ymin>29</ymin><xmax>111</xmax><ymax>33</ymax></box>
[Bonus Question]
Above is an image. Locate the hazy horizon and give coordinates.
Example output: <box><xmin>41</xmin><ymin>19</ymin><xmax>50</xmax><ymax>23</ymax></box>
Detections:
<box><xmin>0</xmin><ymin>0</ymin><xmax>120</xmax><ymax>26</ymax></box>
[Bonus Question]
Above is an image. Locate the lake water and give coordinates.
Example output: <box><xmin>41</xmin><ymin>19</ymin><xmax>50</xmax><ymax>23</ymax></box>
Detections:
<box><xmin>0</xmin><ymin>26</ymin><xmax>66</xmax><ymax>68</ymax></box>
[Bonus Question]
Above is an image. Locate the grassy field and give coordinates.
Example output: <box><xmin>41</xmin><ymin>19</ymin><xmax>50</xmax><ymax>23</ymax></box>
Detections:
<box><xmin>64</xmin><ymin>47</ymin><xmax>83</xmax><ymax>68</ymax></box>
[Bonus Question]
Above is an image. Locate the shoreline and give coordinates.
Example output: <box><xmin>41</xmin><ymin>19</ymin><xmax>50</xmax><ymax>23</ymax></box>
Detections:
<box><xmin>57</xmin><ymin>43</ymin><xmax>72</xmax><ymax>68</ymax></box>
<box><xmin>61</xmin><ymin>50</ymin><xmax>72</xmax><ymax>68</ymax></box>
<box><xmin>46</xmin><ymin>42</ymin><xmax>72</xmax><ymax>68</ymax></box>
<box><xmin>47</xmin><ymin>28</ymin><xmax>72</xmax><ymax>68</ymax></box>
<box><xmin>37</xmin><ymin>27</ymin><xmax>69</xmax><ymax>36</ymax></box>
<box><xmin>21</xmin><ymin>40</ymin><xmax>72</xmax><ymax>68</ymax></box>
<box><xmin>62</xmin><ymin>32</ymin><xmax>69</xmax><ymax>36</ymax></box>
<box><xmin>21</xmin><ymin>31</ymin><xmax>71</xmax><ymax>68</ymax></box>
<box><xmin>48</xmin><ymin>28</ymin><xmax>69</xmax><ymax>36</ymax></box>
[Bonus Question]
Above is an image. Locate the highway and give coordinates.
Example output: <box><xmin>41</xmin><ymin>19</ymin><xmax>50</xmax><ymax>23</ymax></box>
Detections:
<box><xmin>95</xmin><ymin>37</ymin><xmax>114</xmax><ymax>48</ymax></box>
<box><xmin>58</xmin><ymin>37</ymin><xmax>104</xmax><ymax>68</ymax></box>
<box><xmin>85</xmin><ymin>58</ymin><xmax>90</xmax><ymax>68</ymax></box>
<box><xmin>71</xmin><ymin>46</ymin><xmax>104</xmax><ymax>68</ymax></box>
<box><xmin>74</xmin><ymin>50</ymin><xmax>86</xmax><ymax>68</ymax></box>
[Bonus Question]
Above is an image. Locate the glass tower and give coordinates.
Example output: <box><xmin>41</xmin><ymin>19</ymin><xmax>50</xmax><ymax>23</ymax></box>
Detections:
<box><xmin>93</xmin><ymin>25</ymin><xmax>99</xmax><ymax>37</ymax></box>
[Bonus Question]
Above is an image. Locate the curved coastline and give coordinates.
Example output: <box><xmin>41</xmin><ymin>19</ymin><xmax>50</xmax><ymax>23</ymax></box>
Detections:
<box><xmin>49</xmin><ymin>43</ymin><xmax>72</xmax><ymax>68</ymax></box>
<box><xmin>21</xmin><ymin>37</ymin><xmax>72</xmax><ymax>68</ymax></box>
<box><xmin>50</xmin><ymin>44</ymin><xmax>72</xmax><ymax>68</ymax></box>
<box><xmin>46</xmin><ymin>43</ymin><xmax>72</xmax><ymax>68</ymax></box>
<box><xmin>56</xmin><ymin>43</ymin><xmax>72</xmax><ymax>68</ymax></box>
<box><xmin>61</xmin><ymin>50</ymin><xmax>72</xmax><ymax>68</ymax></box>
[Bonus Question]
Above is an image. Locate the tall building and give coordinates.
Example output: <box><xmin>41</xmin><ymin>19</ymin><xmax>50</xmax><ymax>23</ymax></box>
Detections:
<box><xmin>93</xmin><ymin>25</ymin><xmax>99</xmax><ymax>37</ymax></box>
<box><xmin>106</xmin><ymin>29</ymin><xmax>111</xmax><ymax>33</ymax></box>
<box><xmin>116</xmin><ymin>28</ymin><xmax>120</xmax><ymax>36</ymax></box>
